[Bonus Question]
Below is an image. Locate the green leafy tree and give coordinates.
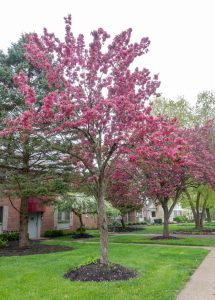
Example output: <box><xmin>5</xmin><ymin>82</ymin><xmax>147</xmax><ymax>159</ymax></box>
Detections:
<box><xmin>57</xmin><ymin>193</ymin><xmax>97</xmax><ymax>231</ymax></box>
<box><xmin>152</xmin><ymin>96</ymin><xmax>194</xmax><ymax>128</ymax></box>
<box><xmin>181</xmin><ymin>186</ymin><xmax>215</xmax><ymax>227</ymax></box>
<box><xmin>0</xmin><ymin>37</ymin><xmax>68</xmax><ymax>248</ymax></box>
<box><xmin>56</xmin><ymin>192</ymin><xmax>120</xmax><ymax>231</ymax></box>
<box><xmin>195</xmin><ymin>90</ymin><xmax>215</xmax><ymax>125</ymax></box>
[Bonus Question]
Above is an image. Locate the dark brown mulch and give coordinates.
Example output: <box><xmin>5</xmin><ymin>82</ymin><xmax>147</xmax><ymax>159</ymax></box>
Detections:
<box><xmin>173</xmin><ymin>230</ymin><xmax>215</xmax><ymax>235</ymax></box>
<box><xmin>108</xmin><ymin>226</ymin><xmax>145</xmax><ymax>233</ymax></box>
<box><xmin>0</xmin><ymin>241</ymin><xmax>73</xmax><ymax>257</ymax></box>
<box><xmin>71</xmin><ymin>232</ymin><xmax>94</xmax><ymax>239</ymax></box>
<box><xmin>64</xmin><ymin>261</ymin><xmax>138</xmax><ymax>282</ymax></box>
<box><xmin>151</xmin><ymin>235</ymin><xmax>180</xmax><ymax>240</ymax></box>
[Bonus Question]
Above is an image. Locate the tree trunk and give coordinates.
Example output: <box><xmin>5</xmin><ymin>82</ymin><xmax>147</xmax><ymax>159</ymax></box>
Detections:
<box><xmin>162</xmin><ymin>200</ymin><xmax>169</xmax><ymax>237</ymax></box>
<box><xmin>97</xmin><ymin>184</ymin><xmax>109</xmax><ymax>266</ymax></box>
<box><xmin>121</xmin><ymin>216</ymin><xmax>126</xmax><ymax>229</ymax></box>
<box><xmin>194</xmin><ymin>215</ymin><xmax>203</xmax><ymax>230</ymax></box>
<box><xmin>185</xmin><ymin>190</ymin><xmax>203</xmax><ymax>230</ymax></box>
<box><xmin>19</xmin><ymin>197</ymin><xmax>29</xmax><ymax>248</ymax></box>
<box><xmin>78</xmin><ymin>214</ymin><xmax>84</xmax><ymax>232</ymax></box>
<box><xmin>194</xmin><ymin>192</ymin><xmax>203</xmax><ymax>230</ymax></box>
<box><xmin>206</xmin><ymin>208</ymin><xmax>212</xmax><ymax>222</ymax></box>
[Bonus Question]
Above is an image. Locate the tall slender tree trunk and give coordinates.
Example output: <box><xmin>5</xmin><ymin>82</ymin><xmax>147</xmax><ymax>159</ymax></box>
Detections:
<box><xmin>194</xmin><ymin>192</ymin><xmax>208</xmax><ymax>230</ymax></box>
<box><xmin>97</xmin><ymin>183</ymin><xmax>109</xmax><ymax>266</ymax></box>
<box><xmin>78</xmin><ymin>214</ymin><xmax>84</xmax><ymax>232</ymax></box>
<box><xmin>206</xmin><ymin>208</ymin><xmax>212</xmax><ymax>222</ymax></box>
<box><xmin>120</xmin><ymin>216</ymin><xmax>126</xmax><ymax>229</ymax></box>
<box><xmin>185</xmin><ymin>189</ymin><xmax>204</xmax><ymax>230</ymax></box>
<box><xmin>19</xmin><ymin>197</ymin><xmax>29</xmax><ymax>248</ymax></box>
<box><xmin>162</xmin><ymin>199</ymin><xmax>169</xmax><ymax>237</ymax></box>
<box><xmin>194</xmin><ymin>215</ymin><xmax>203</xmax><ymax>230</ymax></box>
<box><xmin>195</xmin><ymin>192</ymin><xmax>203</xmax><ymax>230</ymax></box>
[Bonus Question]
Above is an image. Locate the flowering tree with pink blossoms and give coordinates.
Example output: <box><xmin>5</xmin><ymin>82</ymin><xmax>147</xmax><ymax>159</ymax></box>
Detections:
<box><xmin>182</xmin><ymin>123</ymin><xmax>215</xmax><ymax>229</ymax></box>
<box><xmin>5</xmin><ymin>16</ymin><xmax>159</xmax><ymax>264</ymax></box>
<box><xmin>107</xmin><ymin>160</ymin><xmax>145</xmax><ymax>228</ymax></box>
<box><xmin>130</xmin><ymin>117</ymin><xmax>189</xmax><ymax>237</ymax></box>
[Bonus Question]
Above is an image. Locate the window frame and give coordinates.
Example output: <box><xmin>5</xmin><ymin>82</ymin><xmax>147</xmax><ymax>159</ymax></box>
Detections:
<box><xmin>58</xmin><ymin>210</ymin><xmax>70</xmax><ymax>224</ymax></box>
<box><xmin>151</xmin><ymin>211</ymin><xmax>156</xmax><ymax>218</ymax></box>
<box><xmin>0</xmin><ymin>207</ymin><xmax>3</xmax><ymax>224</ymax></box>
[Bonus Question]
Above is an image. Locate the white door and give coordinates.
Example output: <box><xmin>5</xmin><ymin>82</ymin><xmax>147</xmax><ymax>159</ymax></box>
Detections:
<box><xmin>28</xmin><ymin>213</ymin><xmax>41</xmax><ymax>239</ymax></box>
<box><xmin>0</xmin><ymin>206</ymin><xmax>3</xmax><ymax>233</ymax></box>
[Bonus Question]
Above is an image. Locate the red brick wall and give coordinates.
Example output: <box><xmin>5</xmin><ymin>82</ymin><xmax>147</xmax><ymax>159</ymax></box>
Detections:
<box><xmin>127</xmin><ymin>211</ymin><xmax>137</xmax><ymax>223</ymax></box>
<box><xmin>0</xmin><ymin>196</ymin><xmax>98</xmax><ymax>235</ymax></box>
<box><xmin>82</xmin><ymin>214</ymin><xmax>98</xmax><ymax>229</ymax></box>
<box><xmin>41</xmin><ymin>206</ymin><xmax>55</xmax><ymax>234</ymax></box>
<box><xmin>0</xmin><ymin>197</ymin><xmax>56</xmax><ymax>233</ymax></box>
<box><xmin>0</xmin><ymin>197</ymin><xmax>20</xmax><ymax>231</ymax></box>
<box><xmin>62</xmin><ymin>213</ymin><xmax>98</xmax><ymax>233</ymax></box>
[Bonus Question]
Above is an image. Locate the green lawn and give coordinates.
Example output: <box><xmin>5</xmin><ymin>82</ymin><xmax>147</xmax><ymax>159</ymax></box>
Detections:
<box><xmin>0</xmin><ymin>240</ymin><xmax>208</xmax><ymax>300</ymax></box>
<box><xmin>86</xmin><ymin>222</ymin><xmax>215</xmax><ymax>236</ymax></box>
<box><xmin>122</xmin><ymin>222</ymin><xmax>215</xmax><ymax>235</ymax></box>
<box><xmin>104</xmin><ymin>235</ymin><xmax>215</xmax><ymax>247</ymax></box>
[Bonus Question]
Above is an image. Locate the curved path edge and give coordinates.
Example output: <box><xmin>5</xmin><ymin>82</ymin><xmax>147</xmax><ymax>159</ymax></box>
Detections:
<box><xmin>177</xmin><ymin>248</ymin><xmax>215</xmax><ymax>300</ymax></box>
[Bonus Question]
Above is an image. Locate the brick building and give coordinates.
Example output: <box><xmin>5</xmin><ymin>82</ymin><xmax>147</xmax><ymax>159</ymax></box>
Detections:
<box><xmin>0</xmin><ymin>197</ymin><xmax>98</xmax><ymax>238</ymax></box>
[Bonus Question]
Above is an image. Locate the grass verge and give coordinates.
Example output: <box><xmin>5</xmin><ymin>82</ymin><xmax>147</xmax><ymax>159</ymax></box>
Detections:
<box><xmin>0</xmin><ymin>240</ymin><xmax>208</xmax><ymax>300</ymax></box>
<box><xmin>103</xmin><ymin>235</ymin><xmax>215</xmax><ymax>247</ymax></box>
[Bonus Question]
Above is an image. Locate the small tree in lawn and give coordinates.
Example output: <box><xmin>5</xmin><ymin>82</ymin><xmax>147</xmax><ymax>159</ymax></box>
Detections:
<box><xmin>131</xmin><ymin>116</ymin><xmax>189</xmax><ymax>237</ymax></box>
<box><xmin>56</xmin><ymin>192</ymin><xmax>97</xmax><ymax>232</ymax></box>
<box><xmin>108</xmin><ymin>160</ymin><xmax>145</xmax><ymax>228</ymax></box>
<box><xmin>10</xmin><ymin>15</ymin><xmax>160</xmax><ymax>264</ymax></box>
<box><xmin>56</xmin><ymin>192</ymin><xmax>119</xmax><ymax>231</ymax></box>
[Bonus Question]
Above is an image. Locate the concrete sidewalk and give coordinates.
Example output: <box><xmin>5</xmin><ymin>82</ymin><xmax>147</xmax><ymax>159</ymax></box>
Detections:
<box><xmin>177</xmin><ymin>248</ymin><xmax>215</xmax><ymax>300</ymax></box>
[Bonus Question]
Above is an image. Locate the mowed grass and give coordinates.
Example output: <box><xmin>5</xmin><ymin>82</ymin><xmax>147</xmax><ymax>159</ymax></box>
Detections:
<box><xmin>121</xmin><ymin>222</ymin><xmax>215</xmax><ymax>235</ymax></box>
<box><xmin>105</xmin><ymin>235</ymin><xmax>215</xmax><ymax>247</ymax></box>
<box><xmin>0</xmin><ymin>240</ymin><xmax>208</xmax><ymax>300</ymax></box>
<box><xmin>86</xmin><ymin>222</ymin><xmax>215</xmax><ymax>236</ymax></box>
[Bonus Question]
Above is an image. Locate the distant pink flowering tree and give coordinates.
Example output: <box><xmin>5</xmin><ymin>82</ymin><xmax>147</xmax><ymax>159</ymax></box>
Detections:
<box><xmin>6</xmin><ymin>16</ymin><xmax>159</xmax><ymax>264</ymax></box>
<box><xmin>182</xmin><ymin>123</ymin><xmax>215</xmax><ymax>229</ymax></box>
<box><xmin>107</xmin><ymin>160</ymin><xmax>145</xmax><ymax>228</ymax></box>
<box><xmin>130</xmin><ymin>117</ymin><xmax>189</xmax><ymax>237</ymax></box>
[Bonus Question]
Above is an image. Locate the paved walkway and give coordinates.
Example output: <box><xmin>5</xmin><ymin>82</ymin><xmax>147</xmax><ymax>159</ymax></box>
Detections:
<box><xmin>177</xmin><ymin>248</ymin><xmax>215</xmax><ymax>300</ymax></box>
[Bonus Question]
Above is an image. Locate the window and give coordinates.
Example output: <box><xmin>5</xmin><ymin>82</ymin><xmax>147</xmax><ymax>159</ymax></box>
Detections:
<box><xmin>136</xmin><ymin>210</ymin><xmax>143</xmax><ymax>218</ymax></box>
<box><xmin>58</xmin><ymin>211</ymin><xmax>70</xmax><ymax>223</ymax></box>
<box><xmin>151</xmin><ymin>211</ymin><xmax>156</xmax><ymax>218</ymax></box>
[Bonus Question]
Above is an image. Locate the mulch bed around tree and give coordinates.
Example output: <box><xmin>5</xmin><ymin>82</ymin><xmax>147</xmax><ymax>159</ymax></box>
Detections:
<box><xmin>151</xmin><ymin>235</ymin><xmax>180</xmax><ymax>240</ymax></box>
<box><xmin>0</xmin><ymin>241</ymin><xmax>73</xmax><ymax>257</ymax></box>
<box><xmin>108</xmin><ymin>226</ymin><xmax>145</xmax><ymax>233</ymax></box>
<box><xmin>71</xmin><ymin>232</ymin><xmax>94</xmax><ymax>239</ymax></box>
<box><xmin>64</xmin><ymin>261</ymin><xmax>138</xmax><ymax>282</ymax></box>
<box><xmin>173</xmin><ymin>230</ymin><xmax>215</xmax><ymax>235</ymax></box>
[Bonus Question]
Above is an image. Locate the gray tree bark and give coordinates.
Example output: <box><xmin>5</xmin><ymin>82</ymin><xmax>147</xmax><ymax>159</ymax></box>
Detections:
<box><xmin>19</xmin><ymin>197</ymin><xmax>29</xmax><ymax>248</ymax></box>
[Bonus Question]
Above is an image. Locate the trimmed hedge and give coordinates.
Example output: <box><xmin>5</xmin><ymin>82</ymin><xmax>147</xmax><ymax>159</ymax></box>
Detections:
<box><xmin>44</xmin><ymin>230</ymin><xmax>64</xmax><ymax>238</ymax></box>
<box><xmin>0</xmin><ymin>239</ymin><xmax>7</xmax><ymax>248</ymax></box>
<box><xmin>174</xmin><ymin>216</ymin><xmax>188</xmax><ymax>223</ymax></box>
<box><xmin>71</xmin><ymin>228</ymin><xmax>93</xmax><ymax>239</ymax></box>
<box><xmin>0</xmin><ymin>231</ymin><xmax>19</xmax><ymax>241</ymax></box>
<box><xmin>154</xmin><ymin>219</ymin><xmax>162</xmax><ymax>224</ymax></box>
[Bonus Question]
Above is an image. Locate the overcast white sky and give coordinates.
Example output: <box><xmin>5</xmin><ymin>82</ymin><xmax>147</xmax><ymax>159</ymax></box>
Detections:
<box><xmin>1</xmin><ymin>0</ymin><xmax>215</xmax><ymax>104</ymax></box>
